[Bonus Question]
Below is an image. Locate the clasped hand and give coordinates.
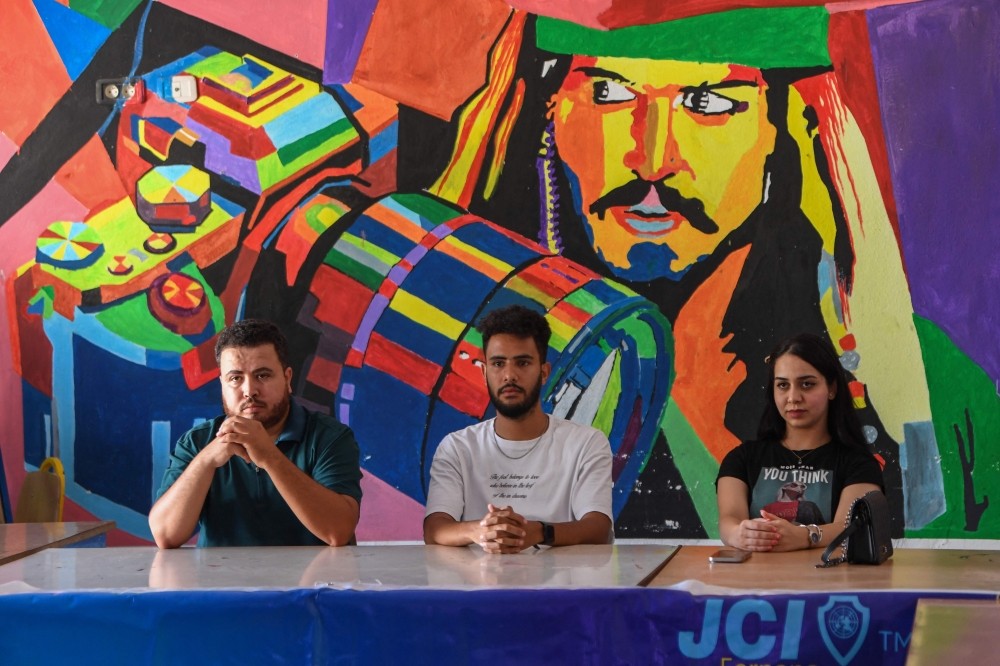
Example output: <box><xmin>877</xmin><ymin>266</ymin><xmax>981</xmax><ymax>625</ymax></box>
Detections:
<box><xmin>731</xmin><ymin>510</ymin><xmax>810</xmax><ymax>552</ymax></box>
<box><xmin>474</xmin><ymin>504</ymin><xmax>529</xmax><ymax>554</ymax></box>
<box><xmin>203</xmin><ymin>416</ymin><xmax>278</xmax><ymax>469</ymax></box>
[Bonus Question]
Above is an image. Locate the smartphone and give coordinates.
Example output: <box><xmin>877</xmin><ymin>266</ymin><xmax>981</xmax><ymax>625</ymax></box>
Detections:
<box><xmin>709</xmin><ymin>549</ymin><xmax>751</xmax><ymax>563</ymax></box>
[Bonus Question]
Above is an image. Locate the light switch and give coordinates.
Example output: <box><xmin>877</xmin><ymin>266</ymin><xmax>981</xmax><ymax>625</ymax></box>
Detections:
<box><xmin>171</xmin><ymin>75</ymin><xmax>198</xmax><ymax>103</ymax></box>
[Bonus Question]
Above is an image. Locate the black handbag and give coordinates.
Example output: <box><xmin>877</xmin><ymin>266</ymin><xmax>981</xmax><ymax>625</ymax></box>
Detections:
<box><xmin>817</xmin><ymin>490</ymin><xmax>893</xmax><ymax>567</ymax></box>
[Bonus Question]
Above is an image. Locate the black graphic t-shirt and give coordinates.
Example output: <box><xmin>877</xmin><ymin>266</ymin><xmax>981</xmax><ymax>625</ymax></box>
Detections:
<box><xmin>717</xmin><ymin>440</ymin><xmax>884</xmax><ymax>525</ymax></box>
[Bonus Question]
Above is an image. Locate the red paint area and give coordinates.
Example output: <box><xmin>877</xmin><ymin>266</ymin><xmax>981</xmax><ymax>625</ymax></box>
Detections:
<box><xmin>310</xmin><ymin>264</ymin><xmax>373</xmax><ymax>334</ymax></box>
<box><xmin>827</xmin><ymin>10</ymin><xmax>905</xmax><ymax>271</ymax></box>
<box><xmin>449</xmin><ymin>340</ymin><xmax>487</xmax><ymax>386</ymax></box>
<box><xmin>307</xmin><ymin>355</ymin><xmax>343</xmax><ymax>394</ymax></box>
<box><xmin>181</xmin><ymin>336</ymin><xmax>221</xmax><ymax>390</ymax></box>
<box><xmin>440</xmin><ymin>371</ymin><xmax>490</xmax><ymax>418</ymax></box>
<box><xmin>364</xmin><ymin>333</ymin><xmax>441</xmax><ymax>395</ymax></box>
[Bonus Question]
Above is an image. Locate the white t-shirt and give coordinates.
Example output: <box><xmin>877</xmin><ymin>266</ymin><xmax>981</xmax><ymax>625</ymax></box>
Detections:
<box><xmin>425</xmin><ymin>416</ymin><xmax>614</xmax><ymax>527</ymax></box>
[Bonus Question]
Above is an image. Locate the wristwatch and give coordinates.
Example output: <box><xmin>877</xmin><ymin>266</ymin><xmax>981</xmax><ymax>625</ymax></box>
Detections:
<box><xmin>540</xmin><ymin>521</ymin><xmax>555</xmax><ymax>546</ymax></box>
<box><xmin>804</xmin><ymin>524</ymin><xmax>823</xmax><ymax>548</ymax></box>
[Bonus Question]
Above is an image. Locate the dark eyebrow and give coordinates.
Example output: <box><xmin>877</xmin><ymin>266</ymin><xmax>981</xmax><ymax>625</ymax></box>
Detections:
<box><xmin>684</xmin><ymin>80</ymin><xmax>759</xmax><ymax>91</ymax></box>
<box><xmin>774</xmin><ymin>374</ymin><xmax>819</xmax><ymax>381</ymax></box>
<box><xmin>574</xmin><ymin>66</ymin><xmax>632</xmax><ymax>84</ymax></box>
<box><xmin>488</xmin><ymin>354</ymin><xmax>535</xmax><ymax>361</ymax></box>
<box><xmin>226</xmin><ymin>366</ymin><xmax>275</xmax><ymax>377</ymax></box>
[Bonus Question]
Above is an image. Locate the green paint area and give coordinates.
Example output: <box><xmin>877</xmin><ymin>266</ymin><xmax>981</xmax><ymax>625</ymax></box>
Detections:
<box><xmin>305</xmin><ymin>200</ymin><xmax>348</xmax><ymax>235</ymax></box>
<box><xmin>323</xmin><ymin>247</ymin><xmax>383</xmax><ymax>291</ymax></box>
<box><xmin>29</xmin><ymin>287</ymin><xmax>55</xmax><ymax>319</ymax></box>
<box><xmin>259</xmin><ymin>123</ymin><xmax>358</xmax><ymax>191</ymax></box>
<box><xmin>94</xmin><ymin>263</ymin><xmax>222</xmax><ymax>354</ymax></box>
<box><xmin>613</xmin><ymin>317</ymin><xmax>657</xmax><ymax>358</ymax></box>
<box><xmin>661</xmin><ymin>399</ymin><xmax>721</xmax><ymax>538</ymax></box>
<box><xmin>548</xmin><ymin>331</ymin><xmax>569</xmax><ymax>353</ymax></box>
<box><xmin>390</xmin><ymin>193</ymin><xmax>461</xmax><ymax>226</ymax></box>
<box><xmin>564</xmin><ymin>287</ymin><xmax>605</xmax><ymax>316</ymax></box>
<box><xmin>276</xmin><ymin>118</ymin><xmax>357</xmax><ymax>166</ymax></box>
<box><xmin>537</xmin><ymin>7</ymin><xmax>831</xmax><ymax>69</ymax></box>
<box><xmin>907</xmin><ymin>315</ymin><xmax>1000</xmax><ymax>539</ymax></box>
<box><xmin>340</xmin><ymin>232</ymin><xmax>400</xmax><ymax>266</ymax></box>
<box><xmin>592</xmin><ymin>351</ymin><xmax>622</xmax><ymax>438</ymax></box>
<box><xmin>462</xmin><ymin>327</ymin><xmax>483</xmax><ymax>349</ymax></box>
<box><xmin>69</xmin><ymin>0</ymin><xmax>144</xmax><ymax>29</ymax></box>
<box><xmin>37</xmin><ymin>198</ymin><xmax>239</xmax><ymax>293</ymax></box>
<box><xmin>184</xmin><ymin>52</ymin><xmax>243</xmax><ymax>79</ymax></box>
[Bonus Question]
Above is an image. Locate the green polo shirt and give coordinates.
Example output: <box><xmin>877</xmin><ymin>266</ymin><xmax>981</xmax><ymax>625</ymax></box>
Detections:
<box><xmin>156</xmin><ymin>400</ymin><xmax>363</xmax><ymax>547</ymax></box>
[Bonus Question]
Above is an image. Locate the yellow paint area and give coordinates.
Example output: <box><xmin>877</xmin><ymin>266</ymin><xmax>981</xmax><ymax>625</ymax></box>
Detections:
<box><xmin>806</xmin><ymin>76</ymin><xmax>932</xmax><ymax>441</ymax></box>
<box><xmin>389</xmin><ymin>289</ymin><xmax>465</xmax><ymax>340</ymax></box>
<box><xmin>552</xmin><ymin>57</ymin><xmax>775</xmax><ymax>275</ymax></box>
<box><xmin>439</xmin><ymin>236</ymin><xmax>512</xmax><ymax>282</ymax></box>
<box><xmin>506</xmin><ymin>276</ymin><xmax>558</xmax><ymax>309</ymax></box>
<box><xmin>788</xmin><ymin>86</ymin><xmax>837</xmax><ymax>255</ymax></box>
<box><xmin>545</xmin><ymin>311</ymin><xmax>577</xmax><ymax>344</ymax></box>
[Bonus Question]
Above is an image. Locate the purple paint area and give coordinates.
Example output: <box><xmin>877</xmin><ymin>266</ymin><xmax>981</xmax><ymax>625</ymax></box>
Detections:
<box><xmin>323</xmin><ymin>0</ymin><xmax>381</xmax><ymax>84</ymax></box>
<box><xmin>186</xmin><ymin>119</ymin><xmax>262</xmax><ymax>194</ymax></box>
<box><xmin>352</xmin><ymin>293</ymin><xmax>390</xmax><ymax>352</ymax></box>
<box><xmin>868</xmin><ymin>0</ymin><xmax>1000</xmax><ymax>384</ymax></box>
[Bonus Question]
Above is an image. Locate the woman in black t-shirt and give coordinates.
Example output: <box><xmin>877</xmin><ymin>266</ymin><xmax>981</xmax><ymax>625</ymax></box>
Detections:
<box><xmin>716</xmin><ymin>334</ymin><xmax>885</xmax><ymax>552</ymax></box>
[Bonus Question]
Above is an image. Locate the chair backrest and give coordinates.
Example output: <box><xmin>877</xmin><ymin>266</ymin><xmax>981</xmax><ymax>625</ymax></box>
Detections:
<box><xmin>14</xmin><ymin>458</ymin><xmax>65</xmax><ymax>523</ymax></box>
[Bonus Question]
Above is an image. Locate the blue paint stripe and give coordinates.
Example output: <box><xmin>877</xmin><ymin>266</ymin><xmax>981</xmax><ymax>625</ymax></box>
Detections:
<box><xmin>151</xmin><ymin>421</ymin><xmax>171</xmax><ymax>505</ymax></box>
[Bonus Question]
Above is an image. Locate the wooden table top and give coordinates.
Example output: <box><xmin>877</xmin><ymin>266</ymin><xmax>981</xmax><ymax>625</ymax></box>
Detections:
<box><xmin>648</xmin><ymin>545</ymin><xmax>1000</xmax><ymax>593</ymax></box>
<box><xmin>0</xmin><ymin>522</ymin><xmax>116</xmax><ymax>567</ymax></box>
<box><xmin>907</xmin><ymin>599</ymin><xmax>1000</xmax><ymax>664</ymax></box>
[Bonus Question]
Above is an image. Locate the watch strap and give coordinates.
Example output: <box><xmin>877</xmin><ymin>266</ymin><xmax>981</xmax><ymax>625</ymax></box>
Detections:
<box><xmin>540</xmin><ymin>521</ymin><xmax>555</xmax><ymax>546</ymax></box>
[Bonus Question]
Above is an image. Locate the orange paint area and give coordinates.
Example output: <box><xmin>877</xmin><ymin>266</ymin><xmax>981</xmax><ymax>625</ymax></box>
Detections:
<box><xmin>670</xmin><ymin>245</ymin><xmax>751</xmax><ymax>462</ymax></box>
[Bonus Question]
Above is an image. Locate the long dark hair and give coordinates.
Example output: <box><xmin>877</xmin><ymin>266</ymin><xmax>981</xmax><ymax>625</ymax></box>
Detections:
<box><xmin>757</xmin><ymin>333</ymin><xmax>871</xmax><ymax>453</ymax></box>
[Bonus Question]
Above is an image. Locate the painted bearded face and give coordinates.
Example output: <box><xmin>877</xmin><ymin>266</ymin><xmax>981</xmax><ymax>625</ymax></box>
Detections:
<box><xmin>551</xmin><ymin>56</ymin><xmax>777</xmax><ymax>281</ymax></box>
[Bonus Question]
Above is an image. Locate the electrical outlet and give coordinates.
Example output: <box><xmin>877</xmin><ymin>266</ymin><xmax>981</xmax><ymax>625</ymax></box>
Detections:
<box><xmin>96</xmin><ymin>78</ymin><xmax>144</xmax><ymax>105</ymax></box>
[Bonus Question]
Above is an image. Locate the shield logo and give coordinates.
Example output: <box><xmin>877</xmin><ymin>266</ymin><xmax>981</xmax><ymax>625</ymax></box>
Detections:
<box><xmin>818</xmin><ymin>596</ymin><xmax>871</xmax><ymax>666</ymax></box>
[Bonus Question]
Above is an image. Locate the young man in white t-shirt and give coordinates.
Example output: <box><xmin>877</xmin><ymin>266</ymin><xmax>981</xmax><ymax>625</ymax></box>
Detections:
<box><xmin>424</xmin><ymin>305</ymin><xmax>614</xmax><ymax>553</ymax></box>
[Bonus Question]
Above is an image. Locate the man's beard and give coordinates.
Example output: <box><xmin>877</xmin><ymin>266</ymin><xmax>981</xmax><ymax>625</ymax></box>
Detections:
<box><xmin>223</xmin><ymin>392</ymin><xmax>291</xmax><ymax>432</ymax></box>
<box><xmin>488</xmin><ymin>376</ymin><xmax>544</xmax><ymax>420</ymax></box>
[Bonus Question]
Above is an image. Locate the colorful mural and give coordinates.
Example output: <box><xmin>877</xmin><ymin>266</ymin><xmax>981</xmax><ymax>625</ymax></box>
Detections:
<box><xmin>1</xmin><ymin>0</ymin><xmax>997</xmax><ymax>544</ymax></box>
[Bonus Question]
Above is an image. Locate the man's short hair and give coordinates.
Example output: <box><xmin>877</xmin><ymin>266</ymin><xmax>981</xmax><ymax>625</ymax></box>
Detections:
<box><xmin>215</xmin><ymin>319</ymin><xmax>290</xmax><ymax>369</ymax></box>
<box><xmin>476</xmin><ymin>305</ymin><xmax>551</xmax><ymax>361</ymax></box>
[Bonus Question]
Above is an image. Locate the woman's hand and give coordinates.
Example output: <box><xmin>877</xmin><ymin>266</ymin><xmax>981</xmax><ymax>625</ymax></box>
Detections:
<box><xmin>757</xmin><ymin>510</ymin><xmax>811</xmax><ymax>552</ymax></box>
<box><xmin>728</xmin><ymin>517</ymin><xmax>780</xmax><ymax>552</ymax></box>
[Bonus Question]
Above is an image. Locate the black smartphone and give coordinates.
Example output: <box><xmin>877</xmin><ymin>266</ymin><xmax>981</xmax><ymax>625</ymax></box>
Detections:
<box><xmin>709</xmin><ymin>549</ymin><xmax>751</xmax><ymax>563</ymax></box>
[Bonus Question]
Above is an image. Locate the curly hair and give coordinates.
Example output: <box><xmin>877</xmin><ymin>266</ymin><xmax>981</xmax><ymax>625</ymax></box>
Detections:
<box><xmin>214</xmin><ymin>319</ymin><xmax>290</xmax><ymax>369</ymax></box>
<box><xmin>476</xmin><ymin>305</ymin><xmax>551</xmax><ymax>360</ymax></box>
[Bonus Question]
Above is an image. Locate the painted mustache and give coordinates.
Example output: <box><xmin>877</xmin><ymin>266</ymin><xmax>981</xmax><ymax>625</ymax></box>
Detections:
<box><xmin>589</xmin><ymin>179</ymin><xmax>720</xmax><ymax>235</ymax></box>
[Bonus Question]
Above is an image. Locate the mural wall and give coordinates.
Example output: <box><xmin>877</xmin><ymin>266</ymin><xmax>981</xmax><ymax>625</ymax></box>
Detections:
<box><xmin>1</xmin><ymin>0</ymin><xmax>997</xmax><ymax>544</ymax></box>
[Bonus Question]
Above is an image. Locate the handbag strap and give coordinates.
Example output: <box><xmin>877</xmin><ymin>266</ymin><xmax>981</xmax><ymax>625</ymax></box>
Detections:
<box><xmin>816</xmin><ymin>520</ymin><xmax>858</xmax><ymax>568</ymax></box>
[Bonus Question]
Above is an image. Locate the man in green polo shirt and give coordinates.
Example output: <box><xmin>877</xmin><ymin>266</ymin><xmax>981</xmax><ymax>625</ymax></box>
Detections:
<box><xmin>149</xmin><ymin>319</ymin><xmax>362</xmax><ymax>547</ymax></box>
